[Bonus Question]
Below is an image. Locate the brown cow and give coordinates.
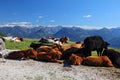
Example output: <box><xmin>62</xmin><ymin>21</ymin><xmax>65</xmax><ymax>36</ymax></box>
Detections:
<box><xmin>61</xmin><ymin>42</ymin><xmax>84</xmax><ymax>51</ymax></box>
<box><xmin>61</xmin><ymin>42</ymin><xmax>84</xmax><ymax>60</ymax></box>
<box><xmin>6</xmin><ymin>50</ymin><xmax>25</xmax><ymax>60</ymax></box>
<box><xmin>82</xmin><ymin>56</ymin><xmax>113</xmax><ymax>67</ymax></box>
<box><xmin>25</xmin><ymin>49</ymin><xmax>38</xmax><ymax>60</ymax></box>
<box><xmin>36</xmin><ymin>46</ymin><xmax>62</xmax><ymax>62</ymax></box>
<box><xmin>69</xmin><ymin>53</ymin><xmax>84</xmax><ymax>65</ymax></box>
<box><xmin>6</xmin><ymin>49</ymin><xmax>37</xmax><ymax>60</ymax></box>
<box><xmin>12</xmin><ymin>37</ymin><xmax>24</xmax><ymax>42</ymax></box>
<box><xmin>59</xmin><ymin>36</ymin><xmax>69</xmax><ymax>44</ymax></box>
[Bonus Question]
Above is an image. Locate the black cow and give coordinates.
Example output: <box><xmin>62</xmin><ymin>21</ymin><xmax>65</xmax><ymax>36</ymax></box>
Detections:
<box><xmin>84</xmin><ymin>36</ymin><xmax>109</xmax><ymax>56</ymax></box>
<box><xmin>39</xmin><ymin>38</ymin><xmax>49</xmax><ymax>43</ymax></box>
<box><xmin>30</xmin><ymin>42</ymin><xmax>42</xmax><ymax>50</ymax></box>
<box><xmin>102</xmin><ymin>49</ymin><xmax>120</xmax><ymax>68</ymax></box>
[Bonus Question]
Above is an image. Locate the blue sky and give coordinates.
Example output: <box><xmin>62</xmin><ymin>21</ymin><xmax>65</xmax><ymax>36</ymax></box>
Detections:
<box><xmin>0</xmin><ymin>0</ymin><xmax>120</xmax><ymax>29</ymax></box>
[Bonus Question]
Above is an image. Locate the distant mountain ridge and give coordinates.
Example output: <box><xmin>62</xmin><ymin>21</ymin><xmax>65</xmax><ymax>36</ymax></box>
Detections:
<box><xmin>0</xmin><ymin>26</ymin><xmax>120</xmax><ymax>48</ymax></box>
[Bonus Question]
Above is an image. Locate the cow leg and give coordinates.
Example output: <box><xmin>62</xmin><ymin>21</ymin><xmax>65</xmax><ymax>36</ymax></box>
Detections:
<box><xmin>95</xmin><ymin>50</ymin><xmax>100</xmax><ymax>56</ymax></box>
<box><xmin>98</xmin><ymin>52</ymin><xmax>102</xmax><ymax>56</ymax></box>
<box><xmin>97</xmin><ymin>50</ymin><xmax>100</xmax><ymax>56</ymax></box>
<box><xmin>0</xmin><ymin>49</ymin><xmax>9</xmax><ymax>62</ymax></box>
<box><xmin>97</xmin><ymin>51</ymin><xmax>99</xmax><ymax>56</ymax></box>
<box><xmin>84</xmin><ymin>48</ymin><xmax>91</xmax><ymax>57</ymax></box>
<box><xmin>88</xmin><ymin>49</ymin><xmax>92</xmax><ymax>56</ymax></box>
<box><xmin>100</xmin><ymin>49</ymin><xmax>103</xmax><ymax>56</ymax></box>
<box><xmin>97</xmin><ymin>49</ymin><xmax>103</xmax><ymax>56</ymax></box>
<box><xmin>2</xmin><ymin>54</ymin><xmax>6</xmax><ymax>62</ymax></box>
<box><xmin>20</xmin><ymin>57</ymin><xmax>27</xmax><ymax>60</ymax></box>
<box><xmin>100</xmin><ymin>52</ymin><xmax>101</xmax><ymax>56</ymax></box>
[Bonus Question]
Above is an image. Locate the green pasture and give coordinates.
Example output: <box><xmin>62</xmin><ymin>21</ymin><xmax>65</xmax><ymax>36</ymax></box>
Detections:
<box><xmin>92</xmin><ymin>47</ymin><xmax>120</xmax><ymax>56</ymax></box>
<box><xmin>5</xmin><ymin>39</ymin><xmax>75</xmax><ymax>50</ymax></box>
<box><xmin>5</xmin><ymin>38</ymin><xmax>120</xmax><ymax>56</ymax></box>
<box><xmin>5</xmin><ymin>38</ymin><xmax>38</xmax><ymax>50</ymax></box>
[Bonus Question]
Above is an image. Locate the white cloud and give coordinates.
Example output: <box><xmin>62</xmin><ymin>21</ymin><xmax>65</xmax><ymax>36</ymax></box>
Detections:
<box><xmin>61</xmin><ymin>25</ymin><xmax>118</xmax><ymax>30</ymax></box>
<box><xmin>0</xmin><ymin>22</ymin><xmax>32</xmax><ymax>27</ymax></box>
<box><xmin>38</xmin><ymin>16</ymin><xmax>44</xmax><ymax>19</ymax></box>
<box><xmin>80</xmin><ymin>25</ymin><xmax>119</xmax><ymax>29</ymax></box>
<box><xmin>50</xmin><ymin>20</ymin><xmax>55</xmax><ymax>23</ymax></box>
<box><xmin>77</xmin><ymin>25</ymin><xmax>102</xmax><ymax>29</ymax></box>
<box><xmin>83</xmin><ymin>15</ymin><xmax>92</xmax><ymax>18</ymax></box>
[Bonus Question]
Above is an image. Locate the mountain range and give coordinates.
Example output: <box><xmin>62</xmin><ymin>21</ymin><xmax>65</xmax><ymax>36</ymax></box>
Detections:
<box><xmin>0</xmin><ymin>26</ymin><xmax>120</xmax><ymax>48</ymax></box>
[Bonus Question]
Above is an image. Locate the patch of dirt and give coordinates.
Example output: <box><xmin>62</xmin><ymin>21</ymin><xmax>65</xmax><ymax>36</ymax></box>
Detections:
<box><xmin>0</xmin><ymin>58</ymin><xmax>120</xmax><ymax>80</ymax></box>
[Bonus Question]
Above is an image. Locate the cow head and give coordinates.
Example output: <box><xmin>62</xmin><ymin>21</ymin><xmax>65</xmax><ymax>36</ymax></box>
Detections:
<box><xmin>30</xmin><ymin>42</ymin><xmax>42</xmax><ymax>50</ymax></box>
<box><xmin>104</xmin><ymin>41</ymin><xmax>110</xmax><ymax>49</ymax></box>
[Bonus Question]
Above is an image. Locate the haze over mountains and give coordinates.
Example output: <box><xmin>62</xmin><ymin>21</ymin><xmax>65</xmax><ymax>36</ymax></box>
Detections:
<box><xmin>0</xmin><ymin>26</ymin><xmax>120</xmax><ymax>48</ymax></box>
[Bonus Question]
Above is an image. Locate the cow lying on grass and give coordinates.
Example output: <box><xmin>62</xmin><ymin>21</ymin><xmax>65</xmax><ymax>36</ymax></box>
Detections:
<box><xmin>102</xmin><ymin>49</ymin><xmax>120</xmax><ymax>68</ymax></box>
<box><xmin>69</xmin><ymin>53</ymin><xmax>84</xmax><ymax>65</ymax></box>
<box><xmin>36</xmin><ymin>46</ymin><xmax>62</xmax><ymax>63</ymax></box>
<box><xmin>11</xmin><ymin>37</ymin><xmax>24</xmax><ymax>42</ymax></box>
<box><xmin>5</xmin><ymin>49</ymin><xmax>37</xmax><ymax>60</ymax></box>
<box><xmin>61</xmin><ymin>42</ymin><xmax>84</xmax><ymax>60</ymax></box>
<box><xmin>4</xmin><ymin>44</ymin><xmax>62</xmax><ymax>63</ymax></box>
<box><xmin>82</xmin><ymin>56</ymin><xmax>113</xmax><ymax>67</ymax></box>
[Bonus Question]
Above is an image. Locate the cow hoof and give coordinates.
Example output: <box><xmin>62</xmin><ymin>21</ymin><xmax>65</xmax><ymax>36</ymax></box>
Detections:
<box><xmin>57</xmin><ymin>60</ymin><xmax>64</xmax><ymax>64</ymax></box>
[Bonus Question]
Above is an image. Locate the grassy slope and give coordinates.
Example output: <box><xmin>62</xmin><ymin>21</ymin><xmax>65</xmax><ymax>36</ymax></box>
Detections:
<box><xmin>92</xmin><ymin>47</ymin><xmax>120</xmax><ymax>56</ymax></box>
<box><xmin>5</xmin><ymin>38</ymin><xmax>38</xmax><ymax>50</ymax></box>
<box><xmin>5</xmin><ymin>38</ymin><xmax>120</xmax><ymax>55</ymax></box>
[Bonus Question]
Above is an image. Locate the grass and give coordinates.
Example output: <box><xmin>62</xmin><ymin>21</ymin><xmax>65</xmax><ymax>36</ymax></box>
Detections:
<box><xmin>109</xmin><ymin>47</ymin><xmax>120</xmax><ymax>52</ymax></box>
<box><xmin>5</xmin><ymin>39</ymin><xmax>75</xmax><ymax>50</ymax></box>
<box><xmin>92</xmin><ymin>51</ymin><xmax>97</xmax><ymax>56</ymax></box>
<box><xmin>92</xmin><ymin>47</ymin><xmax>120</xmax><ymax>56</ymax></box>
<box><xmin>5</xmin><ymin>38</ymin><xmax>38</xmax><ymax>50</ymax></box>
<box><xmin>5</xmin><ymin>39</ymin><xmax>120</xmax><ymax>55</ymax></box>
